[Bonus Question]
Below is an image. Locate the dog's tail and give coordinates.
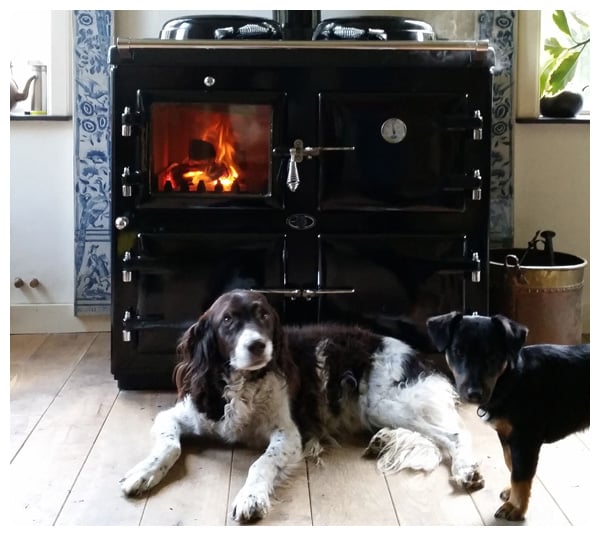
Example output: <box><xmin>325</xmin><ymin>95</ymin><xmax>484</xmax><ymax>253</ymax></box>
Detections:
<box><xmin>363</xmin><ymin>427</ymin><xmax>442</xmax><ymax>474</ymax></box>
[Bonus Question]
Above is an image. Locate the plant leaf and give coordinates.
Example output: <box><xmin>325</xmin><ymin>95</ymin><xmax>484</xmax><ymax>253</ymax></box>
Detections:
<box><xmin>547</xmin><ymin>50</ymin><xmax>581</xmax><ymax>95</ymax></box>
<box><xmin>552</xmin><ymin>10</ymin><xmax>573</xmax><ymax>39</ymax></box>
<box><xmin>544</xmin><ymin>37</ymin><xmax>566</xmax><ymax>58</ymax></box>
<box><xmin>539</xmin><ymin>57</ymin><xmax>556</xmax><ymax>97</ymax></box>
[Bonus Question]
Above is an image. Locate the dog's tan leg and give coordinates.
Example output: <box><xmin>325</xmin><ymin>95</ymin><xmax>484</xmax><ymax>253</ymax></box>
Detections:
<box><xmin>498</xmin><ymin>432</ymin><xmax>512</xmax><ymax>500</ymax></box>
<box><xmin>494</xmin><ymin>437</ymin><xmax>540</xmax><ymax>522</ymax></box>
<box><xmin>495</xmin><ymin>479</ymin><xmax>532</xmax><ymax>521</ymax></box>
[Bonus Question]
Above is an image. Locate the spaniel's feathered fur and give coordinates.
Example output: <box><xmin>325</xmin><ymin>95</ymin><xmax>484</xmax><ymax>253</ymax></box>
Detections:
<box><xmin>121</xmin><ymin>290</ymin><xmax>483</xmax><ymax>522</ymax></box>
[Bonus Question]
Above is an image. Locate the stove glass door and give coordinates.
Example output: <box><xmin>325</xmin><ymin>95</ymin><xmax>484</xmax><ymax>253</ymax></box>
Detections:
<box><xmin>130</xmin><ymin>90</ymin><xmax>285</xmax><ymax>209</ymax></box>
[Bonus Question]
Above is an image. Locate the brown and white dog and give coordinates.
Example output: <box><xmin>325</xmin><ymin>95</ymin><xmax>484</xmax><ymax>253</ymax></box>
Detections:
<box><xmin>120</xmin><ymin>290</ymin><xmax>484</xmax><ymax>523</ymax></box>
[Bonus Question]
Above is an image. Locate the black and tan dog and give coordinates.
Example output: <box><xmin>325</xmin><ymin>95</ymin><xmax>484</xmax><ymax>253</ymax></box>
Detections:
<box><xmin>426</xmin><ymin>311</ymin><xmax>590</xmax><ymax>521</ymax></box>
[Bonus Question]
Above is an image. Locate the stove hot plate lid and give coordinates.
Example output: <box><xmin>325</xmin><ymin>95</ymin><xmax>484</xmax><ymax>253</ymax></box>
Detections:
<box><xmin>159</xmin><ymin>15</ymin><xmax>282</xmax><ymax>40</ymax></box>
<box><xmin>312</xmin><ymin>16</ymin><xmax>436</xmax><ymax>41</ymax></box>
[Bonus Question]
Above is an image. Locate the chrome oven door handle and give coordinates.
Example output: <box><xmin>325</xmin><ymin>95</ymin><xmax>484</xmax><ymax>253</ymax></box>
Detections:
<box><xmin>249</xmin><ymin>288</ymin><xmax>355</xmax><ymax>301</ymax></box>
<box><xmin>302</xmin><ymin>288</ymin><xmax>355</xmax><ymax>301</ymax></box>
<box><xmin>250</xmin><ymin>288</ymin><xmax>303</xmax><ymax>299</ymax></box>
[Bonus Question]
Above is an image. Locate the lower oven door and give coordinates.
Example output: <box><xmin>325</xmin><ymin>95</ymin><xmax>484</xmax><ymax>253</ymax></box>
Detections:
<box><xmin>121</xmin><ymin>232</ymin><xmax>285</xmax><ymax>354</ymax></box>
<box><xmin>317</xmin><ymin>233</ymin><xmax>481</xmax><ymax>338</ymax></box>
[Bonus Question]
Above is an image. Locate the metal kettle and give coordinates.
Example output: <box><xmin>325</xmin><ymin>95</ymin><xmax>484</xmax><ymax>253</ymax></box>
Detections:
<box><xmin>10</xmin><ymin>62</ymin><xmax>36</xmax><ymax>111</ymax></box>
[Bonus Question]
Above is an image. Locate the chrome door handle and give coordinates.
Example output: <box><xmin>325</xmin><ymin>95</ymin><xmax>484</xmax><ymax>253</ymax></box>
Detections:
<box><xmin>282</xmin><ymin>139</ymin><xmax>355</xmax><ymax>192</ymax></box>
<box><xmin>302</xmin><ymin>288</ymin><xmax>355</xmax><ymax>301</ymax></box>
<box><xmin>250</xmin><ymin>288</ymin><xmax>303</xmax><ymax>299</ymax></box>
<box><xmin>250</xmin><ymin>288</ymin><xmax>355</xmax><ymax>301</ymax></box>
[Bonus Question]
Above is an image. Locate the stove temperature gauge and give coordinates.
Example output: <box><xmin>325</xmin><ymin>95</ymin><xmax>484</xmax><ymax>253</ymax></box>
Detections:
<box><xmin>380</xmin><ymin>118</ymin><xmax>407</xmax><ymax>144</ymax></box>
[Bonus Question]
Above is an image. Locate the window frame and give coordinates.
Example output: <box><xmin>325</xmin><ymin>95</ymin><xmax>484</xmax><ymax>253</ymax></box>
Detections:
<box><xmin>50</xmin><ymin>10</ymin><xmax>73</xmax><ymax>116</ymax></box>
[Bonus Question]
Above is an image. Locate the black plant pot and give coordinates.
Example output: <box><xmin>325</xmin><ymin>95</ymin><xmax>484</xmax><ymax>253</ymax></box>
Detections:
<box><xmin>540</xmin><ymin>90</ymin><xmax>584</xmax><ymax>118</ymax></box>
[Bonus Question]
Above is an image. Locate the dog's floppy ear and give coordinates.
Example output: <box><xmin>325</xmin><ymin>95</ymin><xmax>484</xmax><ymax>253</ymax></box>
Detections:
<box><xmin>426</xmin><ymin>311</ymin><xmax>463</xmax><ymax>352</ymax></box>
<box><xmin>491</xmin><ymin>314</ymin><xmax>528</xmax><ymax>365</ymax></box>
<box><xmin>173</xmin><ymin>315</ymin><xmax>227</xmax><ymax>420</ymax></box>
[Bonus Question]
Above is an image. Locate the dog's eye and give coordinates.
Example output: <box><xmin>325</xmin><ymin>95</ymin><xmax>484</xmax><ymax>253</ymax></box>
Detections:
<box><xmin>222</xmin><ymin>314</ymin><xmax>233</xmax><ymax>325</ymax></box>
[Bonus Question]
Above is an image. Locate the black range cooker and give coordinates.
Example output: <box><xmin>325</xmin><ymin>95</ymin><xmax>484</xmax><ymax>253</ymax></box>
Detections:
<box><xmin>109</xmin><ymin>11</ymin><xmax>494</xmax><ymax>389</ymax></box>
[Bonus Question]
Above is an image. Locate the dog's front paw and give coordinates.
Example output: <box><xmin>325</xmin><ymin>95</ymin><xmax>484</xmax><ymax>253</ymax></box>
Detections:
<box><xmin>231</xmin><ymin>485</ymin><xmax>271</xmax><ymax>523</ymax></box>
<box><xmin>120</xmin><ymin>459</ymin><xmax>165</xmax><ymax>496</ymax></box>
<box><xmin>495</xmin><ymin>501</ymin><xmax>526</xmax><ymax>521</ymax></box>
<box><xmin>453</xmin><ymin>464</ymin><xmax>485</xmax><ymax>491</ymax></box>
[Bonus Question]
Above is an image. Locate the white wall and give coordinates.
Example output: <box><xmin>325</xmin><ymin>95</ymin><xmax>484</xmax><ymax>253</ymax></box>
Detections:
<box><xmin>513</xmin><ymin>123</ymin><xmax>590</xmax><ymax>332</ymax></box>
<box><xmin>10</xmin><ymin>121</ymin><xmax>109</xmax><ymax>333</ymax></box>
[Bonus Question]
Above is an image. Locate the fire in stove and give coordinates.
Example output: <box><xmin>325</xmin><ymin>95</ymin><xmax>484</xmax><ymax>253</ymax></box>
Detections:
<box><xmin>151</xmin><ymin>103</ymin><xmax>272</xmax><ymax>195</ymax></box>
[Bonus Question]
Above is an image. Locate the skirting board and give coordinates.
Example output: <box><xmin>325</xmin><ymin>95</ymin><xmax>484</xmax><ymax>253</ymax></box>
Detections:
<box><xmin>10</xmin><ymin>304</ymin><xmax>110</xmax><ymax>334</ymax></box>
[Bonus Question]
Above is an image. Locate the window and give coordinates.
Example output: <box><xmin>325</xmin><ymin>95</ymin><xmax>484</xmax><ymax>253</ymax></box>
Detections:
<box><xmin>515</xmin><ymin>10</ymin><xmax>590</xmax><ymax>119</ymax></box>
<box><xmin>10</xmin><ymin>10</ymin><xmax>72</xmax><ymax>116</ymax></box>
<box><xmin>540</xmin><ymin>10</ymin><xmax>590</xmax><ymax>114</ymax></box>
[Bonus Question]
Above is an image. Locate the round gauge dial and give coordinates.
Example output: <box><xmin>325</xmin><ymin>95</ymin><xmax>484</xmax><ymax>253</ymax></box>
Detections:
<box><xmin>381</xmin><ymin>118</ymin><xmax>407</xmax><ymax>144</ymax></box>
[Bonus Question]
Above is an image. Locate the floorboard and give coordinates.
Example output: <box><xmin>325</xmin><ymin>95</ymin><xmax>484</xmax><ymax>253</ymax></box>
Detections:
<box><xmin>10</xmin><ymin>333</ymin><xmax>116</xmax><ymax>525</ymax></box>
<box><xmin>307</xmin><ymin>437</ymin><xmax>398</xmax><ymax>525</ymax></box>
<box><xmin>55</xmin><ymin>390</ymin><xmax>176</xmax><ymax>526</ymax></box>
<box><xmin>10</xmin><ymin>333</ymin><xmax>96</xmax><ymax>460</ymax></box>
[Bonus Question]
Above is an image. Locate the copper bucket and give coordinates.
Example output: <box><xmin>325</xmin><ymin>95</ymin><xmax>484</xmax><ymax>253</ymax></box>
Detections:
<box><xmin>489</xmin><ymin>242</ymin><xmax>587</xmax><ymax>345</ymax></box>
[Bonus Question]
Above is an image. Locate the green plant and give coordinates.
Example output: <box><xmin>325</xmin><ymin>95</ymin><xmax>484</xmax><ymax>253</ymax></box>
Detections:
<box><xmin>539</xmin><ymin>10</ymin><xmax>589</xmax><ymax>97</ymax></box>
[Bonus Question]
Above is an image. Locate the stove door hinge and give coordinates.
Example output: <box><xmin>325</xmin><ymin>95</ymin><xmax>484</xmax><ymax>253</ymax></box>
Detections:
<box><xmin>121</xmin><ymin>106</ymin><xmax>143</xmax><ymax>137</ymax></box>
<box><xmin>443</xmin><ymin>110</ymin><xmax>484</xmax><ymax>140</ymax></box>
<box><xmin>442</xmin><ymin>169</ymin><xmax>483</xmax><ymax>200</ymax></box>
<box><xmin>471</xmin><ymin>252</ymin><xmax>481</xmax><ymax>283</ymax></box>
<box><xmin>122</xmin><ymin>309</ymin><xmax>134</xmax><ymax>342</ymax></box>
<box><xmin>472</xmin><ymin>110</ymin><xmax>484</xmax><ymax>140</ymax></box>
<box><xmin>121</xmin><ymin>166</ymin><xmax>143</xmax><ymax>197</ymax></box>
<box><xmin>122</xmin><ymin>250</ymin><xmax>133</xmax><ymax>282</ymax></box>
<box><xmin>472</xmin><ymin>169</ymin><xmax>483</xmax><ymax>200</ymax></box>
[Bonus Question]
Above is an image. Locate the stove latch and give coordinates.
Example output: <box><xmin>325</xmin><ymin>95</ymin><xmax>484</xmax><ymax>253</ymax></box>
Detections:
<box><xmin>121</xmin><ymin>106</ymin><xmax>142</xmax><ymax>137</ymax></box>
<box><xmin>282</xmin><ymin>139</ymin><xmax>355</xmax><ymax>192</ymax></box>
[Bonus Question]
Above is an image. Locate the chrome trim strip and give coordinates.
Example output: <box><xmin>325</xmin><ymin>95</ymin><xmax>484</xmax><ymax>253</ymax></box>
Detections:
<box><xmin>115</xmin><ymin>37</ymin><xmax>490</xmax><ymax>53</ymax></box>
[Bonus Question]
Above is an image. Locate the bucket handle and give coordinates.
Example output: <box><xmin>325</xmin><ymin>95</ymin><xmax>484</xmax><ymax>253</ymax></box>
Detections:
<box><xmin>504</xmin><ymin>254</ymin><xmax>528</xmax><ymax>284</ymax></box>
<box><xmin>504</xmin><ymin>254</ymin><xmax>521</xmax><ymax>269</ymax></box>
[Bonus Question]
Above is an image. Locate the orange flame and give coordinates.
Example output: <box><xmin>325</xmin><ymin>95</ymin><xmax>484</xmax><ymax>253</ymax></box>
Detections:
<box><xmin>158</xmin><ymin>113</ymin><xmax>241</xmax><ymax>193</ymax></box>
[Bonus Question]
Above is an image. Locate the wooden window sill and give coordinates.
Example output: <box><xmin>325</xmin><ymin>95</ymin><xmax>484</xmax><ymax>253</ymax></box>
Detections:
<box><xmin>10</xmin><ymin>114</ymin><xmax>72</xmax><ymax>121</ymax></box>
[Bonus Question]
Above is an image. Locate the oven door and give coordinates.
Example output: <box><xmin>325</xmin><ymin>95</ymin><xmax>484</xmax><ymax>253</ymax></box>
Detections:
<box><xmin>119</xmin><ymin>232</ymin><xmax>285</xmax><ymax>354</ymax></box>
<box><xmin>317</xmin><ymin>92</ymin><xmax>483</xmax><ymax>211</ymax></box>
<box><xmin>317</xmin><ymin>233</ymin><xmax>479</xmax><ymax>334</ymax></box>
<box><xmin>120</xmin><ymin>90</ymin><xmax>286</xmax><ymax>210</ymax></box>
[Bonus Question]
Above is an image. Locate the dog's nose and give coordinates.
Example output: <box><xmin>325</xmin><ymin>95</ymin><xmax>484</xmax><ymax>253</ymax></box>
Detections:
<box><xmin>247</xmin><ymin>339</ymin><xmax>266</xmax><ymax>355</ymax></box>
<box><xmin>466</xmin><ymin>388</ymin><xmax>483</xmax><ymax>403</ymax></box>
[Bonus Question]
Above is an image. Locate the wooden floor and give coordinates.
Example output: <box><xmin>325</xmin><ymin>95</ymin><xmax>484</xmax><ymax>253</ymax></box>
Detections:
<box><xmin>10</xmin><ymin>332</ymin><xmax>591</xmax><ymax>526</ymax></box>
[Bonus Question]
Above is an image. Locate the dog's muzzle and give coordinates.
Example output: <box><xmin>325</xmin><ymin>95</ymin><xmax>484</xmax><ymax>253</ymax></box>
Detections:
<box><xmin>231</xmin><ymin>329</ymin><xmax>273</xmax><ymax>371</ymax></box>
